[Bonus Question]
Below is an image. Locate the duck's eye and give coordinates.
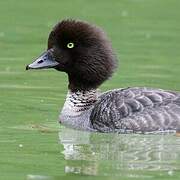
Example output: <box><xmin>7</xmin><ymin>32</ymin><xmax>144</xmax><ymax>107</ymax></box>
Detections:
<box><xmin>67</xmin><ymin>42</ymin><xmax>74</xmax><ymax>49</ymax></box>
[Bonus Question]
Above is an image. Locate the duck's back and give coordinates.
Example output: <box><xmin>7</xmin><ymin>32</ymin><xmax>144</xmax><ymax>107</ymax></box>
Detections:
<box><xmin>90</xmin><ymin>87</ymin><xmax>180</xmax><ymax>133</ymax></box>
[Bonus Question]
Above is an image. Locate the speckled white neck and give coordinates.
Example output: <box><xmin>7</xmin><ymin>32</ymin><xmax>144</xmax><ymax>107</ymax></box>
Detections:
<box><xmin>59</xmin><ymin>89</ymin><xmax>99</xmax><ymax>130</ymax></box>
<box><xmin>61</xmin><ymin>89</ymin><xmax>98</xmax><ymax>116</ymax></box>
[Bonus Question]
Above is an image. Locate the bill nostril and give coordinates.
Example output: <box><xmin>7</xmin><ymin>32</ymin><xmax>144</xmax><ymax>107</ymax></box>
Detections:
<box><xmin>38</xmin><ymin>60</ymin><xmax>44</xmax><ymax>64</ymax></box>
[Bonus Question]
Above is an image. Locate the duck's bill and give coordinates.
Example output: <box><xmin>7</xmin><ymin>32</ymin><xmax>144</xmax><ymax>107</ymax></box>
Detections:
<box><xmin>26</xmin><ymin>50</ymin><xmax>59</xmax><ymax>70</ymax></box>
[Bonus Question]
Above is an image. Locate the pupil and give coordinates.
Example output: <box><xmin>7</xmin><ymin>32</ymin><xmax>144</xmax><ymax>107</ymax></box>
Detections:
<box><xmin>68</xmin><ymin>43</ymin><xmax>73</xmax><ymax>48</ymax></box>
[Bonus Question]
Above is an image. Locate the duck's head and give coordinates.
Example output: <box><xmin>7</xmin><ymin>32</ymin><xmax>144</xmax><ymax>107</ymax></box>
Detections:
<box><xmin>26</xmin><ymin>19</ymin><xmax>117</xmax><ymax>91</ymax></box>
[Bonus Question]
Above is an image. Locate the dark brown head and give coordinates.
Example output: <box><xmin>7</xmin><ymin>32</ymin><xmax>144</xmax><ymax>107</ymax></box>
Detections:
<box><xmin>26</xmin><ymin>19</ymin><xmax>117</xmax><ymax>91</ymax></box>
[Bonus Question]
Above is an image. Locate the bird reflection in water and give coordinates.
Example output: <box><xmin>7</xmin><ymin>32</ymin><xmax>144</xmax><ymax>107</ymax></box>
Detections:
<box><xmin>58</xmin><ymin>127</ymin><xmax>180</xmax><ymax>177</ymax></box>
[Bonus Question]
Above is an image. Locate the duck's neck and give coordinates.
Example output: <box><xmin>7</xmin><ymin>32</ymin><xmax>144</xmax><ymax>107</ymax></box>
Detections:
<box><xmin>61</xmin><ymin>89</ymin><xmax>99</xmax><ymax>116</ymax></box>
<box><xmin>60</xmin><ymin>89</ymin><xmax>99</xmax><ymax>130</ymax></box>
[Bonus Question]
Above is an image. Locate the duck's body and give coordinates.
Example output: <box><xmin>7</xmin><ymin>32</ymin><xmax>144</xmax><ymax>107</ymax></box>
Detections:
<box><xmin>60</xmin><ymin>87</ymin><xmax>180</xmax><ymax>133</ymax></box>
<box><xmin>92</xmin><ymin>87</ymin><xmax>180</xmax><ymax>133</ymax></box>
<box><xmin>26</xmin><ymin>19</ymin><xmax>180</xmax><ymax>133</ymax></box>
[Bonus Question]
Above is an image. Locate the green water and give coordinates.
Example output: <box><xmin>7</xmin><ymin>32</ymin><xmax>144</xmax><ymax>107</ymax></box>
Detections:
<box><xmin>0</xmin><ymin>0</ymin><xmax>180</xmax><ymax>179</ymax></box>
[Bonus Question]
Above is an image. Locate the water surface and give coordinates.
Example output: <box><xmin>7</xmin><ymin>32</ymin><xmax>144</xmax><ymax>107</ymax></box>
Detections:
<box><xmin>58</xmin><ymin>127</ymin><xmax>180</xmax><ymax>179</ymax></box>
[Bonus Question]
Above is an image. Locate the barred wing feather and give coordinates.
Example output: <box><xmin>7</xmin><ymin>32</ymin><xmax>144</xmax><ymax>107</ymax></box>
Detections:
<box><xmin>90</xmin><ymin>87</ymin><xmax>180</xmax><ymax>133</ymax></box>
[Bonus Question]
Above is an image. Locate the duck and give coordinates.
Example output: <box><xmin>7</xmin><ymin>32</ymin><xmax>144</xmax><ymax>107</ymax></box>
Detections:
<box><xmin>26</xmin><ymin>19</ymin><xmax>180</xmax><ymax>133</ymax></box>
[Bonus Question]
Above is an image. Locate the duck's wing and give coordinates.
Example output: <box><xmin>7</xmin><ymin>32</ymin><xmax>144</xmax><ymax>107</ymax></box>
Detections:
<box><xmin>90</xmin><ymin>87</ymin><xmax>180</xmax><ymax>133</ymax></box>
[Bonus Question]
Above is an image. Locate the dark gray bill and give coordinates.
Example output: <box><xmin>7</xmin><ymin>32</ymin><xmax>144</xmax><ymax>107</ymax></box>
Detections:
<box><xmin>26</xmin><ymin>49</ymin><xmax>59</xmax><ymax>70</ymax></box>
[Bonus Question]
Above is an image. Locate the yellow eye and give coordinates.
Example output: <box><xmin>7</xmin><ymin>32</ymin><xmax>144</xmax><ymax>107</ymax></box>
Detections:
<box><xmin>67</xmin><ymin>42</ymin><xmax>74</xmax><ymax>49</ymax></box>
